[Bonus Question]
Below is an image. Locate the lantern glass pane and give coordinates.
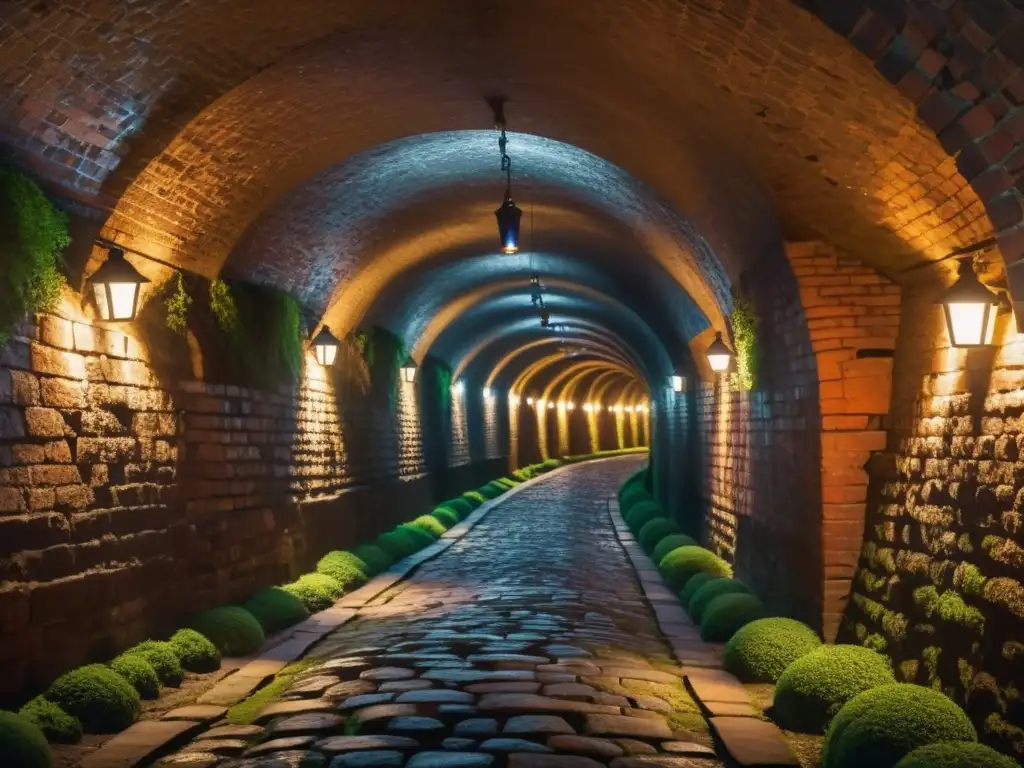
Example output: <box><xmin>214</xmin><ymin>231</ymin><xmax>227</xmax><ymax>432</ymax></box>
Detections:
<box><xmin>402</xmin><ymin>366</ymin><xmax>416</xmax><ymax>383</ymax></box>
<box><xmin>93</xmin><ymin>283</ymin><xmax>111</xmax><ymax>320</ymax></box>
<box><xmin>947</xmin><ymin>301</ymin><xmax>987</xmax><ymax>346</ymax></box>
<box><xmin>105</xmin><ymin>282</ymin><xmax>140</xmax><ymax>321</ymax></box>
<box><xmin>708</xmin><ymin>353</ymin><xmax>731</xmax><ymax>372</ymax></box>
<box><xmin>316</xmin><ymin>344</ymin><xmax>338</xmax><ymax>366</ymax></box>
<box><xmin>671</xmin><ymin>375</ymin><xmax>683</xmax><ymax>392</ymax></box>
<box><xmin>984</xmin><ymin>303</ymin><xmax>998</xmax><ymax>345</ymax></box>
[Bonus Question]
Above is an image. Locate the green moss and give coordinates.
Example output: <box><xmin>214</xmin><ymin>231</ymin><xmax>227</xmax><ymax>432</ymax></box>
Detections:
<box><xmin>863</xmin><ymin>634</ymin><xmax>888</xmax><ymax>653</ymax></box>
<box><xmin>983</xmin><ymin>577</ymin><xmax>1024</xmax><ymax>618</ymax></box>
<box><xmin>409</xmin><ymin>515</ymin><xmax>446</xmax><ymax>540</ymax></box>
<box><xmin>653</xmin><ymin>534</ymin><xmax>698</xmax><ymax>565</ymax></box>
<box><xmin>209</xmin><ymin>278</ymin><xmax>239</xmax><ymax>334</ymax></box>
<box><xmin>109</xmin><ymin>653</ymin><xmax>160</xmax><ymax>699</ymax></box>
<box><xmin>243</xmin><ymin>587</ymin><xmax>310</xmax><ymax>634</ymax></box>
<box><xmin>637</xmin><ymin>517</ymin><xmax>679</xmax><ymax>553</ymax></box>
<box><xmin>624</xmin><ymin>500</ymin><xmax>661</xmax><ymax>535</ymax></box>
<box><xmin>620</xmin><ymin>678</ymin><xmax>707</xmax><ymax>733</ymax></box>
<box><xmin>462</xmin><ymin>491</ymin><xmax>487</xmax><ymax>508</ymax></box>
<box><xmin>699</xmin><ymin>592</ymin><xmax>764</xmax><ymax>642</ymax></box>
<box><xmin>722</xmin><ymin>617</ymin><xmax>821</xmax><ymax>683</ymax></box>
<box><xmin>688</xmin><ymin>578</ymin><xmax>752</xmax><ymax>623</ymax></box>
<box><xmin>984</xmin><ymin>713</ymin><xmax>1024</xmax><ymax>757</ymax></box>
<box><xmin>0</xmin><ymin>167</ymin><xmax>69</xmax><ymax>348</ymax></box>
<box><xmin>164</xmin><ymin>271</ymin><xmax>192</xmax><ymax>335</ymax></box>
<box><xmin>124</xmin><ymin>640</ymin><xmax>184</xmax><ymax>686</ymax></box>
<box><xmin>678</xmin><ymin>571</ymin><xmax>718</xmax><ymax>606</ymax></box>
<box><xmin>282</xmin><ymin>573</ymin><xmax>343</xmax><ymax>613</ymax></box>
<box><xmin>184</xmin><ymin>606</ymin><xmax>266</xmax><ymax>656</ymax></box>
<box><xmin>894</xmin><ymin>741</ymin><xmax>1018</xmax><ymax>768</ymax></box>
<box><xmin>432</xmin><ymin>506</ymin><xmax>461</xmax><ymax>529</ymax></box>
<box><xmin>913</xmin><ymin>585</ymin><xmax>940</xmax><ymax>615</ymax></box>
<box><xmin>478</xmin><ymin>481</ymin><xmax>507</xmax><ymax>499</ymax></box>
<box><xmin>442</xmin><ymin>497</ymin><xmax>475</xmax><ymax>518</ymax></box>
<box><xmin>225</xmin><ymin>661</ymin><xmax>316</xmax><ymax>725</ymax></box>
<box><xmin>898</xmin><ymin>660</ymin><xmax>919</xmax><ymax>682</ymax></box>
<box><xmin>731</xmin><ymin>296</ymin><xmax>759</xmax><ymax>391</ymax></box>
<box><xmin>773</xmin><ymin>645</ymin><xmax>896</xmax><ymax>733</ymax></box>
<box><xmin>316</xmin><ymin>551</ymin><xmax>370</xmax><ymax>591</ymax></box>
<box><xmin>822</xmin><ymin>683</ymin><xmax>977</xmax><ymax>768</ymax></box>
<box><xmin>0</xmin><ymin>710</ymin><xmax>51</xmax><ymax>768</ymax></box>
<box><xmin>922</xmin><ymin>646</ymin><xmax>941</xmax><ymax>684</ymax></box>
<box><xmin>168</xmin><ymin>628</ymin><xmax>221</xmax><ymax>673</ymax></box>
<box><xmin>1003</xmin><ymin>641</ymin><xmax>1024</xmax><ymax>661</ymax></box>
<box><xmin>352</xmin><ymin>544</ymin><xmax>392</xmax><ymax>576</ymax></box>
<box><xmin>18</xmin><ymin>697</ymin><xmax>81</xmax><ymax>744</ymax></box>
<box><xmin>953</xmin><ymin>563</ymin><xmax>987</xmax><ymax>597</ymax></box>
<box><xmin>45</xmin><ymin>664</ymin><xmax>140</xmax><ymax>734</ymax></box>
<box><xmin>936</xmin><ymin>591</ymin><xmax>985</xmax><ymax>633</ymax></box>
<box><xmin>659</xmin><ymin>546</ymin><xmax>732</xmax><ymax>591</ymax></box>
<box><xmin>396</xmin><ymin>522</ymin><xmax>436</xmax><ymax>550</ymax></box>
<box><xmin>376</xmin><ymin>529</ymin><xmax>420</xmax><ymax>561</ymax></box>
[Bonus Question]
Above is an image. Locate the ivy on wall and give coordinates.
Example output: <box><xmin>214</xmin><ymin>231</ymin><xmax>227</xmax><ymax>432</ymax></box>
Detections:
<box><xmin>164</xmin><ymin>272</ymin><xmax>192</xmax><ymax>335</ymax></box>
<box><xmin>0</xmin><ymin>167</ymin><xmax>69</xmax><ymax>346</ymax></box>
<box><xmin>731</xmin><ymin>297</ymin><xmax>759</xmax><ymax>392</ymax></box>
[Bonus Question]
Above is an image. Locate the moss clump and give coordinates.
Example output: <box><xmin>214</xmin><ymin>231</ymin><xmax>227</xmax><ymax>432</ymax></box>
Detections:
<box><xmin>773</xmin><ymin>645</ymin><xmax>896</xmax><ymax>733</ymax></box>
<box><xmin>18</xmin><ymin>697</ymin><xmax>81</xmax><ymax>744</ymax></box>
<box><xmin>659</xmin><ymin>546</ymin><xmax>732</xmax><ymax>591</ymax></box>
<box><xmin>723</xmin><ymin>618</ymin><xmax>821</xmax><ymax>683</ymax></box>
<box><xmin>653</xmin><ymin>534</ymin><xmax>698</xmax><ymax>565</ymax></box>
<box><xmin>244</xmin><ymin>587</ymin><xmax>310</xmax><ymax>634</ymax></box>
<box><xmin>478</xmin><ymin>481</ymin><xmax>506</xmax><ymax>499</ymax></box>
<box><xmin>442</xmin><ymin>497</ymin><xmax>474</xmax><ymax>518</ymax></box>
<box><xmin>168</xmin><ymin>628</ymin><xmax>221</xmax><ymax>673</ymax></box>
<box><xmin>462</xmin><ymin>491</ymin><xmax>487</xmax><ymax>508</ymax></box>
<box><xmin>0</xmin><ymin>710</ymin><xmax>51</xmax><ymax>768</ymax></box>
<box><xmin>679</xmin><ymin>571</ymin><xmax>719</xmax><ymax>606</ymax></box>
<box><xmin>124</xmin><ymin>640</ymin><xmax>184</xmax><ymax>686</ymax></box>
<box><xmin>352</xmin><ymin>544</ymin><xmax>392</xmax><ymax>576</ymax></box>
<box><xmin>45</xmin><ymin>664</ymin><xmax>140</xmax><ymax>734</ymax></box>
<box><xmin>109</xmin><ymin>653</ymin><xmax>160</xmax><ymax>699</ymax></box>
<box><xmin>688</xmin><ymin>578</ymin><xmax>752</xmax><ymax>623</ymax></box>
<box><xmin>184</xmin><ymin>606</ymin><xmax>266</xmax><ymax>657</ymax></box>
<box><xmin>316</xmin><ymin>551</ymin><xmax>370</xmax><ymax>591</ymax></box>
<box><xmin>637</xmin><ymin>517</ymin><xmax>680</xmax><ymax>553</ymax></box>
<box><xmin>699</xmin><ymin>592</ymin><xmax>764</xmax><ymax>642</ymax></box>
<box><xmin>396</xmin><ymin>522</ymin><xmax>435</xmax><ymax>550</ymax></box>
<box><xmin>822</xmin><ymin>684</ymin><xmax>977</xmax><ymax>768</ymax></box>
<box><xmin>432</xmin><ymin>506</ymin><xmax>461</xmax><ymax>529</ymax></box>
<box><xmin>282</xmin><ymin>573</ymin><xmax>343</xmax><ymax>613</ymax></box>
<box><xmin>620</xmin><ymin>484</ymin><xmax>652</xmax><ymax>511</ymax></box>
<box><xmin>625</xmin><ymin>500</ymin><xmax>662</xmax><ymax>536</ymax></box>
<box><xmin>409</xmin><ymin>515</ymin><xmax>446</xmax><ymax>540</ymax></box>
<box><xmin>224</xmin><ymin>660</ymin><xmax>315</xmax><ymax>725</ymax></box>
<box><xmin>376</xmin><ymin>529</ymin><xmax>420</xmax><ymax>561</ymax></box>
<box><xmin>894</xmin><ymin>741</ymin><xmax>1018</xmax><ymax>768</ymax></box>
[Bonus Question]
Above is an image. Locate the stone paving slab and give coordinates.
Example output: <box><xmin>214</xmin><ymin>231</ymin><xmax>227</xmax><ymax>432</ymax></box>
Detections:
<box><xmin>80</xmin><ymin>719</ymin><xmax>202</xmax><ymax>768</ymax></box>
<box><xmin>708</xmin><ymin>716</ymin><xmax>798</xmax><ymax>766</ymax></box>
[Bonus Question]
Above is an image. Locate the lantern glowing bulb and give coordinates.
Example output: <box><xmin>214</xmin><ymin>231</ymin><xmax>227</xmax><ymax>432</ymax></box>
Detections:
<box><xmin>495</xmin><ymin>191</ymin><xmax>522</xmax><ymax>254</ymax></box>
<box><xmin>626</xmin><ymin>405</ymin><xmax>634</xmax><ymax>413</ymax></box>
<box><xmin>548</xmin><ymin>401</ymin><xmax>555</xmax><ymax>410</ymax></box>
<box><xmin>312</xmin><ymin>326</ymin><xmax>340</xmax><ymax>367</ymax></box>
<box><xmin>527</xmin><ymin>397</ymin><xmax>535</xmax><ymax>406</ymax></box>
<box><xmin>707</xmin><ymin>332</ymin><xmax>733</xmax><ymax>373</ymax></box>
<box><xmin>671</xmin><ymin>374</ymin><xmax>684</xmax><ymax>393</ymax></box>
<box><xmin>483</xmin><ymin>387</ymin><xmax>494</xmax><ymax>401</ymax></box>
<box><xmin>452</xmin><ymin>380</ymin><xmax>465</xmax><ymax>396</ymax></box>
<box><xmin>938</xmin><ymin>259</ymin><xmax>1000</xmax><ymax>348</ymax></box>
<box><xmin>91</xmin><ymin>246</ymin><xmax>150</xmax><ymax>322</ymax></box>
<box><xmin>567</xmin><ymin>402</ymin><xmax>575</xmax><ymax>411</ymax></box>
<box><xmin>509</xmin><ymin>393</ymin><xmax>520</xmax><ymax>407</ymax></box>
<box><xmin>400</xmin><ymin>356</ymin><xmax>418</xmax><ymax>383</ymax></box>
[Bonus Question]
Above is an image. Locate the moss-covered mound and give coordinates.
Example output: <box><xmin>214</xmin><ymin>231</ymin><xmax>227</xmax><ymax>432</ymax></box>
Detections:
<box><xmin>625</xmin><ymin>500</ymin><xmax>662</xmax><ymax>536</ymax></box>
<box><xmin>45</xmin><ymin>664</ymin><xmax>140</xmax><ymax>733</ymax></box>
<box><xmin>822</xmin><ymin>684</ymin><xmax>977</xmax><ymax>768</ymax></box>
<box><xmin>184</xmin><ymin>606</ymin><xmax>265</xmax><ymax>657</ymax></box>
<box><xmin>723</xmin><ymin>617</ymin><xmax>821</xmax><ymax>683</ymax></box>
<box><xmin>462</xmin><ymin>491</ymin><xmax>487</xmax><ymax>508</ymax></box>
<box><xmin>125</xmin><ymin>640</ymin><xmax>184</xmax><ymax>686</ymax></box>
<box><xmin>496</xmin><ymin>477</ymin><xmax>519</xmax><ymax>488</ymax></box>
<box><xmin>109</xmin><ymin>653</ymin><xmax>160</xmax><ymax>699</ymax></box>
<box><xmin>637</xmin><ymin>517</ymin><xmax>680</xmax><ymax>553</ymax></box>
<box><xmin>18</xmin><ymin>697</ymin><xmax>81</xmax><ymax>744</ymax></box>
<box><xmin>893</xmin><ymin>741</ymin><xmax>1018</xmax><ymax>768</ymax></box>
<box><xmin>679</xmin><ymin>571</ymin><xmax>719</xmax><ymax>607</ymax></box>
<box><xmin>398</xmin><ymin>522</ymin><xmax>436</xmax><ymax>549</ymax></box>
<box><xmin>619</xmin><ymin>485</ymin><xmax>651</xmax><ymax>512</ymax></box>
<box><xmin>689</xmin><ymin>578</ymin><xmax>752</xmax><ymax>623</ymax></box>
<box><xmin>352</xmin><ymin>543</ymin><xmax>393</xmax><ymax>576</ymax></box>
<box><xmin>478</xmin><ymin>481</ymin><xmax>506</xmax><ymax>499</ymax></box>
<box><xmin>443</xmin><ymin>497</ymin><xmax>476</xmax><ymax>518</ymax></box>
<box><xmin>376</xmin><ymin>528</ymin><xmax>420</xmax><ymax>561</ymax></box>
<box><xmin>0</xmin><ymin>711</ymin><xmax>51</xmax><ymax>768</ymax></box>
<box><xmin>316</xmin><ymin>551</ymin><xmax>370</xmax><ymax>590</ymax></box>
<box><xmin>244</xmin><ymin>587</ymin><xmax>310</xmax><ymax>634</ymax></box>
<box><xmin>432</xmin><ymin>506</ymin><xmax>461</xmax><ymax>529</ymax></box>
<box><xmin>699</xmin><ymin>592</ymin><xmax>764</xmax><ymax>642</ymax></box>
<box><xmin>653</xmin><ymin>533</ymin><xmax>698</xmax><ymax>565</ymax></box>
<box><xmin>774</xmin><ymin>644</ymin><xmax>896</xmax><ymax>733</ymax></box>
<box><xmin>659</xmin><ymin>546</ymin><xmax>732</xmax><ymax>591</ymax></box>
<box><xmin>282</xmin><ymin>573</ymin><xmax>343</xmax><ymax>613</ymax></box>
<box><xmin>168</xmin><ymin>628</ymin><xmax>221</xmax><ymax>672</ymax></box>
<box><xmin>409</xmin><ymin>515</ymin><xmax>446</xmax><ymax>539</ymax></box>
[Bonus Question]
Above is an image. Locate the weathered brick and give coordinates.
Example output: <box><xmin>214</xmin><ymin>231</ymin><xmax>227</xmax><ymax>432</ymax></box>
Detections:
<box><xmin>75</xmin><ymin>437</ymin><xmax>137</xmax><ymax>463</ymax></box>
<box><xmin>39</xmin><ymin>377</ymin><xmax>88</xmax><ymax>409</ymax></box>
<box><xmin>24</xmin><ymin>407</ymin><xmax>69</xmax><ymax>438</ymax></box>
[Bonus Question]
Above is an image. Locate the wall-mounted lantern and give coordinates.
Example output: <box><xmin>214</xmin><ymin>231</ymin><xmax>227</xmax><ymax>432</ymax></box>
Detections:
<box><xmin>312</xmin><ymin>326</ymin><xmax>340</xmax><ymax>366</ymax></box>
<box><xmin>400</xmin><ymin>356</ymin><xmax>418</xmax><ymax>383</ymax></box>
<box><xmin>91</xmin><ymin>245</ymin><xmax>150</xmax><ymax>321</ymax></box>
<box><xmin>670</xmin><ymin>364</ymin><xmax>685</xmax><ymax>393</ymax></box>
<box><xmin>567</xmin><ymin>402</ymin><xmax>575</xmax><ymax>411</ymax></box>
<box><xmin>938</xmin><ymin>259</ymin><xmax>1001</xmax><ymax>348</ymax></box>
<box><xmin>483</xmin><ymin>387</ymin><xmax>494</xmax><ymax>401</ymax></box>
<box><xmin>527</xmin><ymin>396</ymin><xmax>535</xmax><ymax>407</ymax></box>
<box><xmin>452</xmin><ymin>380</ymin><xmax>465</xmax><ymax>396</ymax></box>
<box><xmin>547</xmin><ymin>401</ymin><xmax>555</xmax><ymax>410</ymax></box>
<box><xmin>707</xmin><ymin>332</ymin><xmax>733</xmax><ymax>373</ymax></box>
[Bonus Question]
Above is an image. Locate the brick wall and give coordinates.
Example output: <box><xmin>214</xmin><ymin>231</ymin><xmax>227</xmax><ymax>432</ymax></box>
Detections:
<box><xmin>841</xmin><ymin>287</ymin><xmax>1024</xmax><ymax>758</ymax></box>
<box><xmin>0</xmin><ymin>311</ymin><xmax>504</xmax><ymax>699</ymax></box>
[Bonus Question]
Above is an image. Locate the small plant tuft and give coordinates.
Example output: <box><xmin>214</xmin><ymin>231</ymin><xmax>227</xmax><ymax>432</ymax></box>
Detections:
<box><xmin>109</xmin><ymin>654</ymin><xmax>160</xmax><ymax>699</ymax></box>
<box><xmin>244</xmin><ymin>587</ymin><xmax>310</xmax><ymax>634</ymax></box>
<box><xmin>0</xmin><ymin>710</ymin><xmax>51</xmax><ymax>768</ymax></box>
<box><xmin>45</xmin><ymin>664</ymin><xmax>140</xmax><ymax>734</ymax></box>
<box><xmin>18</xmin><ymin>697</ymin><xmax>82</xmax><ymax>744</ymax></box>
<box><xmin>184</xmin><ymin>606</ymin><xmax>265</xmax><ymax>657</ymax></box>
<box><xmin>168</xmin><ymin>628</ymin><xmax>221</xmax><ymax>672</ymax></box>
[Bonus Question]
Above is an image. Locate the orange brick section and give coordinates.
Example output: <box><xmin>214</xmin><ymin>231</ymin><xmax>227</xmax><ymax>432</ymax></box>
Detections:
<box><xmin>787</xmin><ymin>242</ymin><xmax>900</xmax><ymax>641</ymax></box>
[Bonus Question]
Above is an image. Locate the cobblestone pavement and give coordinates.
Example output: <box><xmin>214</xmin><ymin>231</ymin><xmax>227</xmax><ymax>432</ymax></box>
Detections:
<box><xmin>161</xmin><ymin>456</ymin><xmax>723</xmax><ymax>767</ymax></box>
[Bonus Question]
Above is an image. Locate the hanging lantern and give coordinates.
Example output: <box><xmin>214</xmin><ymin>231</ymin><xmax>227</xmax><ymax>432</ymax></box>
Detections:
<box><xmin>400</xmin><ymin>356</ymin><xmax>418</xmax><ymax>383</ymax></box>
<box><xmin>452</xmin><ymin>380</ymin><xmax>465</xmax><ymax>396</ymax></box>
<box><xmin>937</xmin><ymin>259</ymin><xmax>1001</xmax><ymax>348</ymax></box>
<box><xmin>311</xmin><ymin>326</ymin><xmax>340</xmax><ymax>367</ymax></box>
<box><xmin>496</xmin><ymin>192</ymin><xmax>523</xmax><ymax>254</ymax></box>
<box><xmin>707</xmin><ymin>332</ymin><xmax>733</xmax><ymax>373</ymax></box>
<box><xmin>90</xmin><ymin>246</ymin><xmax>150</xmax><ymax>321</ymax></box>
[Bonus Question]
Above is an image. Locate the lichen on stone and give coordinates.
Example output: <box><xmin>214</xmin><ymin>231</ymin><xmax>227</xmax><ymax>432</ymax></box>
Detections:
<box><xmin>983</xmin><ymin>577</ymin><xmax>1024</xmax><ymax>619</ymax></box>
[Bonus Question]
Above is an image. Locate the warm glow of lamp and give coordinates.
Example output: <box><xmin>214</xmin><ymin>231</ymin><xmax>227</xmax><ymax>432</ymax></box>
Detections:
<box><xmin>311</xmin><ymin>326</ymin><xmax>340</xmax><ymax>366</ymax></box>
<box><xmin>496</xmin><ymin>192</ymin><xmax>523</xmax><ymax>254</ymax></box>
<box><xmin>670</xmin><ymin>375</ymin><xmax>684</xmax><ymax>393</ymax></box>
<box><xmin>938</xmin><ymin>259</ymin><xmax>1001</xmax><ymax>348</ymax></box>
<box><xmin>483</xmin><ymin>387</ymin><xmax>494</xmax><ymax>401</ymax></box>
<box><xmin>91</xmin><ymin>246</ymin><xmax>150</xmax><ymax>321</ymax></box>
<box><xmin>400</xmin><ymin>356</ymin><xmax>418</xmax><ymax>383</ymax></box>
<box><xmin>567</xmin><ymin>402</ymin><xmax>575</xmax><ymax>411</ymax></box>
<box><xmin>583</xmin><ymin>403</ymin><xmax>592</xmax><ymax>413</ymax></box>
<box><xmin>452</xmin><ymin>380</ymin><xmax>465</xmax><ymax>396</ymax></box>
<box><xmin>527</xmin><ymin>397</ymin><xmax>535</xmax><ymax>406</ymax></box>
<box><xmin>614</xmin><ymin>404</ymin><xmax>623</xmax><ymax>413</ymax></box>
<box><xmin>509</xmin><ymin>393</ymin><xmax>520</xmax><ymax>407</ymax></box>
<box><xmin>547</xmin><ymin>401</ymin><xmax>555</xmax><ymax>410</ymax></box>
<box><xmin>707</xmin><ymin>332</ymin><xmax>733</xmax><ymax>373</ymax></box>
<box><xmin>626</xmin><ymin>405</ymin><xmax>634</xmax><ymax>413</ymax></box>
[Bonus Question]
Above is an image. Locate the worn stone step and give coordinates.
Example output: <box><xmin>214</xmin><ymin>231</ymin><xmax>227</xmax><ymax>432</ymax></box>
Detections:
<box><xmin>709</xmin><ymin>716</ymin><xmax>799</xmax><ymax>766</ymax></box>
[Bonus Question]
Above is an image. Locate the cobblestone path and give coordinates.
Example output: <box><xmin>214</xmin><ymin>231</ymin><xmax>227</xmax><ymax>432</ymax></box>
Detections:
<box><xmin>161</xmin><ymin>456</ymin><xmax>723</xmax><ymax>768</ymax></box>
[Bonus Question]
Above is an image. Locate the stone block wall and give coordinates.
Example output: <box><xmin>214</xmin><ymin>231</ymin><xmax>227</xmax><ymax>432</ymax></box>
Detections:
<box><xmin>841</xmin><ymin>287</ymin><xmax>1024</xmax><ymax>758</ymax></box>
<box><xmin>0</xmin><ymin>311</ymin><xmax>503</xmax><ymax>699</ymax></box>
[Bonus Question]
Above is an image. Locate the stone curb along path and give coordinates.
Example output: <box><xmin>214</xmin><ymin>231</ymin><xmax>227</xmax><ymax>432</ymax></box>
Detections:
<box><xmin>80</xmin><ymin>467</ymin><xmax>571</xmax><ymax>768</ymax></box>
<box><xmin>609</xmin><ymin>501</ymin><xmax>800</xmax><ymax>767</ymax></box>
